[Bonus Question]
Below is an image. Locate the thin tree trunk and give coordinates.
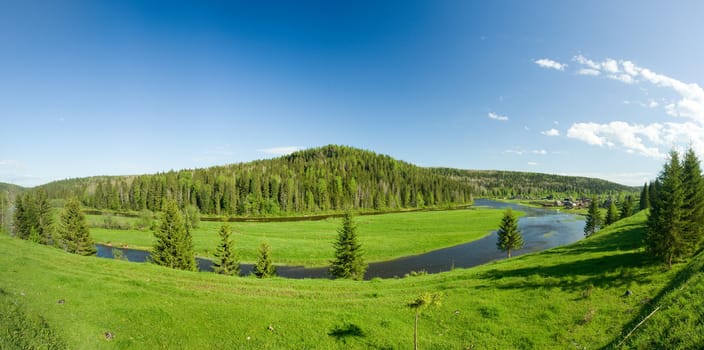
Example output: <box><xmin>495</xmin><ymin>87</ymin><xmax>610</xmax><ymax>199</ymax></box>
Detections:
<box><xmin>414</xmin><ymin>311</ymin><xmax>419</xmax><ymax>350</ymax></box>
<box><xmin>507</xmin><ymin>248</ymin><xmax>511</xmax><ymax>258</ymax></box>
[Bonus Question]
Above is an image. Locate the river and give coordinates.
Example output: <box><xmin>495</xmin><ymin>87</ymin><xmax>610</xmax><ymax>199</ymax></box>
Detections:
<box><xmin>96</xmin><ymin>199</ymin><xmax>585</xmax><ymax>279</ymax></box>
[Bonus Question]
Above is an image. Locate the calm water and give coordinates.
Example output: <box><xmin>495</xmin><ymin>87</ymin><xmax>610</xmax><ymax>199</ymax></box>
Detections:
<box><xmin>96</xmin><ymin>199</ymin><xmax>585</xmax><ymax>279</ymax></box>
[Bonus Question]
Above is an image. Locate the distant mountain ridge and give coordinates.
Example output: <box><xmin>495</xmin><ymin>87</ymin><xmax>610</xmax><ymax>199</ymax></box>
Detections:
<box><xmin>32</xmin><ymin>145</ymin><xmax>634</xmax><ymax>216</ymax></box>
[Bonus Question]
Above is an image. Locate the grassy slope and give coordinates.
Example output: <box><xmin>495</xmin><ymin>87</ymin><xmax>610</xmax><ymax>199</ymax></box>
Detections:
<box><xmin>1</xmin><ymin>210</ymin><xmax>695</xmax><ymax>349</ymax></box>
<box><xmin>89</xmin><ymin>208</ymin><xmax>507</xmax><ymax>266</ymax></box>
<box><xmin>613</xmin><ymin>247</ymin><xmax>704</xmax><ymax>349</ymax></box>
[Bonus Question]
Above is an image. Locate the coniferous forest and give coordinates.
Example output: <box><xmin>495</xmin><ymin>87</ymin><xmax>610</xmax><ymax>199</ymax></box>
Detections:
<box><xmin>16</xmin><ymin>145</ymin><xmax>635</xmax><ymax>217</ymax></box>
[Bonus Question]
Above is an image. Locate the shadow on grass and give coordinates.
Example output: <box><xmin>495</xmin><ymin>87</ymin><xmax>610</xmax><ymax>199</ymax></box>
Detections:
<box><xmin>478</xmin><ymin>252</ymin><xmax>654</xmax><ymax>292</ymax></box>
<box><xmin>602</xmin><ymin>251</ymin><xmax>704</xmax><ymax>349</ymax></box>
<box><xmin>328</xmin><ymin>323</ymin><xmax>365</xmax><ymax>343</ymax></box>
<box><xmin>477</xmin><ymin>222</ymin><xmax>656</xmax><ymax>292</ymax></box>
<box><xmin>541</xmin><ymin>222</ymin><xmax>646</xmax><ymax>257</ymax></box>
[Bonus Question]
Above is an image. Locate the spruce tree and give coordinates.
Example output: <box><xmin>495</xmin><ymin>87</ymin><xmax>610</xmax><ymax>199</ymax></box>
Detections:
<box><xmin>621</xmin><ymin>195</ymin><xmax>634</xmax><ymax>219</ymax></box>
<box><xmin>58</xmin><ymin>198</ymin><xmax>96</xmax><ymax>256</ymax></box>
<box><xmin>647</xmin><ymin>150</ymin><xmax>685</xmax><ymax>267</ymax></box>
<box><xmin>151</xmin><ymin>200</ymin><xmax>196</xmax><ymax>271</ymax></box>
<box><xmin>12</xmin><ymin>194</ymin><xmax>30</xmax><ymax>239</ymax></box>
<box><xmin>34</xmin><ymin>190</ymin><xmax>54</xmax><ymax>245</ymax></box>
<box><xmin>329</xmin><ymin>212</ymin><xmax>367</xmax><ymax>280</ymax></box>
<box><xmin>680</xmin><ymin>148</ymin><xmax>704</xmax><ymax>252</ymax></box>
<box><xmin>253</xmin><ymin>242</ymin><xmax>276</xmax><ymax>278</ymax></box>
<box><xmin>605</xmin><ymin>200</ymin><xmax>619</xmax><ymax>226</ymax></box>
<box><xmin>639</xmin><ymin>182</ymin><xmax>650</xmax><ymax>210</ymax></box>
<box><xmin>213</xmin><ymin>223</ymin><xmax>239</xmax><ymax>276</ymax></box>
<box><xmin>496</xmin><ymin>208</ymin><xmax>523</xmax><ymax>258</ymax></box>
<box><xmin>584</xmin><ymin>197</ymin><xmax>602</xmax><ymax>237</ymax></box>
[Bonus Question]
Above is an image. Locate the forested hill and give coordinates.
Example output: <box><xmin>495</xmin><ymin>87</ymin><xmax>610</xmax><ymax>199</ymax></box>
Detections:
<box><xmin>33</xmin><ymin>145</ymin><xmax>635</xmax><ymax>216</ymax></box>
<box><xmin>432</xmin><ymin>168</ymin><xmax>636</xmax><ymax>198</ymax></box>
<box><xmin>38</xmin><ymin>145</ymin><xmax>474</xmax><ymax>216</ymax></box>
<box><xmin>0</xmin><ymin>182</ymin><xmax>24</xmax><ymax>194</ymax></box>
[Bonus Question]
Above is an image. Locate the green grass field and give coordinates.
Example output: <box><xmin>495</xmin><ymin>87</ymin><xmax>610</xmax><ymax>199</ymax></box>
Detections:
<box><xmin>2</xmin><ymin>210</ymin><xmax>701</xmax><ymax>348</ymax></box>
<box><xmin>89</xmin><ymin>208</ymin><xmax>507</xmax><ymax>266</ymax></box>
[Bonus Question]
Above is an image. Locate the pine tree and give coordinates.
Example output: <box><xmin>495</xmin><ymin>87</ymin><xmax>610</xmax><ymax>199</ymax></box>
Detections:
<box><xmin>584</xmin><ymin>197</ymin><xmax>602</xmax><ymax>237</ymax></box>
<box><xmin>253</xmin><ymin>242</ymin><xmax>276</xmax><ymax>278</ymax></box>
<box><xmin>680</xmin><ymin>148</ymin><xmax>704</xmax><ymax>252</ymax></box>
<box><xmin>621</xmin><ymin>195</ymin><xmax>634</xmax><ymax>219</ymax></box>
<box><xmin>151</xmin><ymin>200</ymin><xmax>196</xmax><ymax>271</ymax></box>
<box><xmin>496</xmin><ymin>208</ymin><xmax>523</xmax><ymax>258</ymax></box>
<box><xmin>212</xmin><ymin>223</ymin><xmax>239</xmax><ymax>276</ymax></box>
<box><xmin>329</xmin><ymin>212</ymin><xmax>367</xmax><ymax>280</ymax></box>
<box><xmin>605</xmin><ymin>200</ymin><xmax>619</xmax><ymax>226</ymax></box>
<box><xmin>34</xmin><ymin>189</ymin><xmax>54</xmax><ymax>245</ymax></box>
<box><xmin>639</xmin><ymin>182</ymin><xmax>650</xmax><ymax>210</ymax></box>
<box><xmin>647</xmin><ymin>150</ymin><xmax>685</xmax><ymax>267</ymax></box>
<box><xmin>58</xmin><ymin>198</ymin><xmax>96</xmax><ymax>256</ymax></box>
<box><xmin>12</xmin><ymin>194</ymin><xmax>30</xmax><ymax>239</ymax></box>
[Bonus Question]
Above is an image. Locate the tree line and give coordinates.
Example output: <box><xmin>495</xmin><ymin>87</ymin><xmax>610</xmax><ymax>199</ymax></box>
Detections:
<box><xmin>433</xmin><ymin>168</ymin><xmax>636</xmax><ymax>199</ymax></box>
<box><xmin>38</xmin><ymin>145</ymin><xmax>474</xmax><ymax>216</ymax></box>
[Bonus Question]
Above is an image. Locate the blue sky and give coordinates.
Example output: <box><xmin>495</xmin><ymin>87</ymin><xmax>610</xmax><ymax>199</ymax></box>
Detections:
<box><xmin>2</xmin><ymin>1</ymin><xmax>704</xmax><ymax>187</ymax></box>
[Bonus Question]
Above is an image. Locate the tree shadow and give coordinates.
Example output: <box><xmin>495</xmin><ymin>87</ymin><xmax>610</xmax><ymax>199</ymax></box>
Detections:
<box><xmin>602</xmin><ymin>253</ymin><xmax>704</xmax><ymax>349</ymax></box>
<box><xmin>328</xmin><ymin>323</ymin><xmax>365</xmax><ymax>343</ymax></box>
<box><xmin>541</xmin><ymin>222</ymin><xmax>647</xmax><ymax>258</ymax></box>
<box><xmin>477</xmin><ymin>251</ymin><xmax>657</xmax><ymax>293</ymax></box>
<box><xmin>473</xmin><ymin>220</ymin><xmax>654</xmax><ymax>294</ymax></box>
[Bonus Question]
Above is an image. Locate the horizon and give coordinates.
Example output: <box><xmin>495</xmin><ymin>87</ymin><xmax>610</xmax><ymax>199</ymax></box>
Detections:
<box><xmin>2</xmin><ymin>1</ymin><xmax>704</xmax><ymax>187</ymax></box>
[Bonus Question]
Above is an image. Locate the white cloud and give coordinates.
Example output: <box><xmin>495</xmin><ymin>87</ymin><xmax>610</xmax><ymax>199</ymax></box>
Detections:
<box><xmin>577</xmin><ymin>68</ymin><xmax>601</xmax><ymax>76</ymax></box>
<box><xmin>541</xmin><ymin>128</ymin><xmax>560</xmax><ymax>136</ymax></box>
<box><xmin>608</xmin><ymin>74</ymin><xmax>635</xmax><ymax>84</ymax></box>
<box><xmin>566</xmin><ymin>122</ymin><xmax>664</xmax><ymax>158</ymax></box>
<box><xmin>573</xmin><ymin>55</ymin><xmax>600</xmax><ymax>70</ymax></box>
<box><xmin>257</xmin><ymin>146</ymin><xmax>303</xmax><ymax>156</ymax></box>
<box><xmin>534</xmin><ymin>58</ymin><xmax>567</xmax><ymax>71</ymax></box>
<box><xmin>564</xmin><ymin>55</ymin><xmax>704</xmax><ymax>158</ymax></box>
<box><xmin>527</xmin><ymin>162</ymin><xmax>539</xmax><ymax>166</ymax></box>
<box><xmin>602</xmin><ymin>59</ymin><xmax>619</xmax><ymax>73</ymax></box>
<box><xmin>504</xmin><ymin>149</ymin><xmax>549</xmax><ymax>156</ymax></box>
<box><xmin>488</xmin><ymin>112</ymin><xmax>509</xmax><ymax>121</ymax></box>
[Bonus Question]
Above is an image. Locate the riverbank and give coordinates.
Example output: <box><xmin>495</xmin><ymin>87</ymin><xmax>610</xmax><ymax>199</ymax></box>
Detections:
<box><xmin>90</xmin><ymin>206</ymin><xmax>507</xmax><ymax>267</ymax></box>
<box><xmin>97</xmin><ymin>200</ymin><xmax>585</xmax><ymax>278</ymax></box>
<box><xmin>1</xmin><ymin>210</ymin><xmax>689</xmax><ymax>348</ymax></box>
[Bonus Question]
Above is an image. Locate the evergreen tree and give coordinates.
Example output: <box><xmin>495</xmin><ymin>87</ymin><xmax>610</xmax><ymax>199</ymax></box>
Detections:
<box><xmin>680</xmin><ymin>148</ymin><xmax>704</xmax><ymax>252</ymax></box>
<box><xmin>621</xmin><ymin>195</ymin><xmax>634</xmax><ymax>219</ymax></box>
<box><xmin>639</xmin><ymin>182</ymin><xmax>650</xmax><ymax>210</ymax></box>
<box><xmin>58</xmin><ymin>198</ymin><xmax>96</xmax><ymax>256</ymax></box>
<box><xmin>605</xmin><ymin>200</ymin><xmax>619</xmax><ymax>226</ymax></box>
<box><xmin>253</xmin><ymin>242</ymin><xmax>276</xmax><ymax>278</ymax></box>
<box><xmin>34</xmin><ymin>189</ymin><xmax>53</xmax><ymax>244</ymax></box>
<box><xmin>151</xmin><ymin>200</ymin><xmax>196</xmax><ymax>271</ymax></box>
<box><xmin>329</xmin><ymin>212</ymin><xmax>367</xmax><ymax>280</ymax></box>
<box><xmin>212</xmin><ymin>223</ymin><xmax>239</xmax><ymax>276</ymax></box>
<box><xmin>496</xmin><ymin>208</ymin><xmax>523</xmax><ymax>258</ymax></box>
<box><xmin>12</xmin><ymin>194</ymin><xmax>30</xmax><ymax>239</ymax></box>
<box><xmin>584</xmin><ymin>197</ymin><xmax>602</xmax><ymax>237</ymax></box>
<box><xmin>647</xmin><ymin>150</ymin><xmax>685</xmax><ymax>267</ymax></box>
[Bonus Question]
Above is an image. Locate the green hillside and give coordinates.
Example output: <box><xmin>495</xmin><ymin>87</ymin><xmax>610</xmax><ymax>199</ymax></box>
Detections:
<box><xmin>433</xmin><ymin>168</ymin><xmax>636</xmax><ymax>198</ymax></box>
<box><xmin>32</xmin><ymin>146</ymin><xmax>634</xmax><ymax>219</ymax></box>
<box><xmin>2</xmin><ymin>210</ymin><xmax>699</xmax><ymax>348</ymax></box>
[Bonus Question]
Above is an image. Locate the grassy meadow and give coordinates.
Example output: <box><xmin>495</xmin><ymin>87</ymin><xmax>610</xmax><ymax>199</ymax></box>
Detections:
<box><xmin>2</xmin><ymin>210</ymin><xmax>702</xmax><ymax>348</ymax></box>
<box><xmin>88</xmin><ymin>208</ymin><xmax>507</xmax><ymax>266</ymax></box>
